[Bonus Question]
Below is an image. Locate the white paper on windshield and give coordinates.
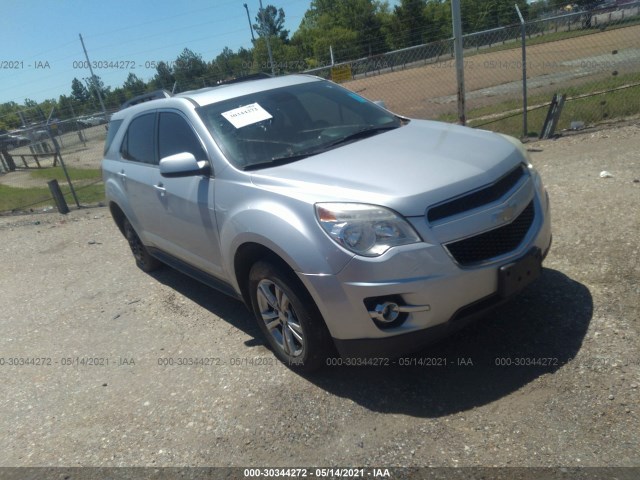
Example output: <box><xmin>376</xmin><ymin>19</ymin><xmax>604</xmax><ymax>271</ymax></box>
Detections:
<box><xmin>221</xmin><ymin>103</ymin><xmax>272</xmax><ymax>129</ymax></box>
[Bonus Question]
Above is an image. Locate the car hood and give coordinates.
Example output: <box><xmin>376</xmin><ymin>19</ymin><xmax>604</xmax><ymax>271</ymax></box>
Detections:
<box><xmin>250</xmin><ymin>120</ymin><xmax>525</xmax><ymax>217</ymax></box>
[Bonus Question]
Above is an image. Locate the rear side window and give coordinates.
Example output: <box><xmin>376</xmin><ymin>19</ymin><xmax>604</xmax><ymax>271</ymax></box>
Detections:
<box><xmin>104</xmin><ymin>119</ymin><xmax>123</xmax><ymax>155</ymax></box>
<box><xmin>121</xmin><ymin>113</ymin><xmax>156</xmax><ymax>164</ymax></box>
<box><xmin>158</xmin><ymin>112</ymin><xmax>207</xmax><ymax>161</ymax></box>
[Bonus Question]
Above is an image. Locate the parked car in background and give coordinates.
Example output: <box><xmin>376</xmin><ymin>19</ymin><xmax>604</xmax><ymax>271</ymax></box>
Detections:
<box><xmin>0</xmin><ymin>129</ymin><xmax>30</xmax><ymax>150</ymax></box>
<box><xmin>79</xmin><ymin>115</ymin><xmax>108</xmax><ymax>128</ymax></box>
<box><xmin>19</xmin><ymin>127</ymin><xmax>49</xmax><ymax>142</ymax></box>
<box><xmin>103</xmin><ymin>74</ymin><xmax>552</xmax><ymax>372</ymax></box>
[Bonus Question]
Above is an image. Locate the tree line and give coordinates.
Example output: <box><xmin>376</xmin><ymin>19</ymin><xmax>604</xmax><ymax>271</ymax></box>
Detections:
<box><xmin>1</xmin><ymin>0</ymin><xmax>592</xmax><ymax>129</ymax></box>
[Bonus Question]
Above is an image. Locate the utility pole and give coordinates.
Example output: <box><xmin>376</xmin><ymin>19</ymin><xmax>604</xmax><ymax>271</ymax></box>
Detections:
<box><xmin>258</xmin><ymin>0</ymin><xmax>276</xmax><ymax>76</ymax></box>
<box><xmin>79</xmin><ymin>33</ymin><xmax>107</xmax><ymax>120</ymax></box>
<box><xmin>451</xmin><ymin>0</ymin><xmax>466</xmax><ymax>125</ymax></box>
<box><xmin>83</xmin><ymin>78</ymin><xmax>99</xmax><ymax>111</ymax></box>
<box><xmin>243</xmin><ymin>3</ymin><xmax>256</xmax><ymax>42</ymax></box>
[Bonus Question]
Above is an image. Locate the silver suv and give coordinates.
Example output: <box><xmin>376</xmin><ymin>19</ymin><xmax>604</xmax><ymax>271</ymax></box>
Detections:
<box><xmin>103</xmin><ymin>74</ymin><xmax>551</xmax><ymax>371</ymax></box>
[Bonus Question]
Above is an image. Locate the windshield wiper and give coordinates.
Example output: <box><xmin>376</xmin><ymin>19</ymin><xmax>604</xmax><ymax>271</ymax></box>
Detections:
<box><xmin>243</xmin><ymin>153</ymin><xmax>312</xmax><ymax>171</ymax></box>
<box><xmin>323</xmin><ymin>124</ymin><xmax>400</xmax><ymax>150</ymax></box>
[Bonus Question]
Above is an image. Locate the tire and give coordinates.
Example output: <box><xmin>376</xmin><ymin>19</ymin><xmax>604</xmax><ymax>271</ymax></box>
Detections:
<box><xmin>248</xmin><ymin>261</ymin><xmax>333</xmax><ymax>373</ymax></box>
<box><xmin>123</xmin><ymin>218</ymin><xmax>161</xmax><ymax>272</ymax></box>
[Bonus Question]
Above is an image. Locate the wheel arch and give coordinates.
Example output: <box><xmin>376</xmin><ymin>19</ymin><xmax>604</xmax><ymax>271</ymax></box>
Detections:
<box><xmin>108</xmin><ymin>201</ymin><xmax>127</xmax><ymax>237</ymax></box>
<box><xmin>233</xmin><ymin>242</ymin><xmax>298</xmax><ymax>308</ymax></box>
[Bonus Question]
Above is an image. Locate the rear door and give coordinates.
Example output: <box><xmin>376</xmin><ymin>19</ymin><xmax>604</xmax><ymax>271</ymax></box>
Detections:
<box><xmin>117</xmin><ymin>112</ymin><xmax>159</xmax><ymax>244</ymax></box>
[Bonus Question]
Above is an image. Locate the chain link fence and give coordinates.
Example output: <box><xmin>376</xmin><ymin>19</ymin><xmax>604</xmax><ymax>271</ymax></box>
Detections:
<box><xmin>306</xmin><ymin>2</ymin><xmax>640</xmax><ymax>138</ymax></box>
<box><xmin>2</xmin><ymin>2</ymin><xmax>639</xmax><ymax>214</ymax></box>
<box><xmin>1</xmin><ymin>111</ymin><xmax>108</xmax><ymax>214</ymax></box>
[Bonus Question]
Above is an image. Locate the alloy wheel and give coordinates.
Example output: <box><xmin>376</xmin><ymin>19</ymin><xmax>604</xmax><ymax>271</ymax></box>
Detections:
<box><xmin>256</xmin><ymin>279</ymin><xmax>305</xmax><ymax>358</ymax></box>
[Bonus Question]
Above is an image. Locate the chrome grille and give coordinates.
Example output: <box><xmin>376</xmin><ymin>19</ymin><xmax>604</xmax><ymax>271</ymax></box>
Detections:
<box><xmin>445</xmin><ymin>200</ymin><xmax>535</xmax><ymax>266</ymax></box>
<box><xmin>428</xmin><ymin>165</ymin><xmax>526</xmax><ymax>223</ymax></box>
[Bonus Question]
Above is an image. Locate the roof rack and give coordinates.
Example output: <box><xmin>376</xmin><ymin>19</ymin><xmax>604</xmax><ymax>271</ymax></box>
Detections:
<box><xmin>216</xmin><ymin>72</ymin><xmax>272</xmax><ymax>86</ymax></box>
<box><xmin>121</xmin><ymin>89</ymin><xmax>172</xmax><ymax>109</ymax></box>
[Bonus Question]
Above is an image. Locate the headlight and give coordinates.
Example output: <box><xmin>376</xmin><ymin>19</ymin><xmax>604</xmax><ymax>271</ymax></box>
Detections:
<box><xmin>528</xmin><ymin>161</ymin><xmax>542</xmax><ymax>186</ymax></box>
<box><xmin>498</xmin><ymin>133</ymin><xmax>545</xmax><ymax>191</ymax></box>
<box><xmin>315</xmin><ymin>203</ymin><xmax>421</xmax><ymax>257</ymax></box>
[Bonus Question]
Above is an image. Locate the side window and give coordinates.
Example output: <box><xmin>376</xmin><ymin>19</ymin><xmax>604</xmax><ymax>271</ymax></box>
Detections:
<box><xmin>121</xmin><ymin>113</ymin><xmax>156</xmax><ymax>164</ymax></box>
<box><xmin>158</xmin><ymin>112</ymin><xmax>207</xmax><ymax>161</ymax></box>
<box><xmin>104</xmin><ymin>119</ymin><xmax>123</xmax><ymax>155</ymax></box>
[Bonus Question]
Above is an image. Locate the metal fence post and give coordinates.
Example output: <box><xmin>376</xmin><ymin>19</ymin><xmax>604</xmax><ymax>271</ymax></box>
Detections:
<box><xmin>47</xmin><ymin>179</ymin><xmax>70</xmax><ymax>214</ymax></box>
<box><xmin>1</xmin><ymin>149</ymin><xmax>16</xmax><ymax>171</ymax></box>
<box><xmin>515</xmin><ymin>4</ymin><xmax>528</xmax><ymax>139</ymax></box>
<box><xmin>451</xmin><ymin>0</ymin><xmax>466</xmax><ymax>125</ymax></box>
<box><xmin>47</xmin><ymin>130</ymin><xmax>80</xmax><ymax>208</ymax></box>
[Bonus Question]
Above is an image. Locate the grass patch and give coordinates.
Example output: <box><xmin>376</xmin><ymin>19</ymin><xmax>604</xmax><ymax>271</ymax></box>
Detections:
<box><xmin>29</xmin><ymin>166</ymin><xmax>102</xmax><ymax>182</ymax></box>
<box><xmin>442</xmin><ymin>71</ymin><xmax>640</xmax><ymax>137</ymax></box>
<box><xmin>0</xmin><ymin>184</ymin><xmax>54</xmax><ymax>211</ymax></box>
<box><xmin>65</xmin><ymin>182</ymin><xmax>105</xmax><ymax>205</ymax></box>
<box><xmin>464</xmin><ymin>19</ymin><xmax>640</xmax><ymax>58</ymax></box>
<box><xmin>0</xmin><ymin>181</ymin><xmax>104</xmax><ymax>212</ymax></box>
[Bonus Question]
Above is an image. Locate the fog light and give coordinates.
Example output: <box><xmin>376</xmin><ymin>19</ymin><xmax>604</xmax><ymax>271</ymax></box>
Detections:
<box><xmin>366</xmin><ymin>297</ymin><xmax>431</xmax><ymax>329</ymax></box>
<box><xmin>371</xmin><ymin>302</ymin><xmax>400</xmax><ymax>323</ymax></box>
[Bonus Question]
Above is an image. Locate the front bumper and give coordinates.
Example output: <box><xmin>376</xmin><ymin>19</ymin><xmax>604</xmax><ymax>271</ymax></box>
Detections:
<box><xmin>297</xmin><ymin>191</ymin><xmax>552</xmax><ymax>359</ymax></box>
<box><xmin>333</xmin><ymin>292</ymin><xmax>505</xmax><ymax>359</ymax></box>
<box><xmin>333</xmin><ymin>239</ymin><xmax>551</xmax><ymax>359</ymax></box>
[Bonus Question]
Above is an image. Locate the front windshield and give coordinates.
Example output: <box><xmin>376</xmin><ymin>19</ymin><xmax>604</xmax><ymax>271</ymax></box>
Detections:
<box><xmin>197</xmin><ymin>80</ymin><xmax>401</xmax><ymax>170</ymax></box>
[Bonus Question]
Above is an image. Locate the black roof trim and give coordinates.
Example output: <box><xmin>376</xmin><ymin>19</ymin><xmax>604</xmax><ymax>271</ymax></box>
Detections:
<box><xmin>121</xmin><ymin>90</ymin><xmax>172</xmax><ymax>110</ymax></box>
<box><xmin>216</xmin><ymin>72</ymin><xmax>272</xmax><ymax>86</ymax></box>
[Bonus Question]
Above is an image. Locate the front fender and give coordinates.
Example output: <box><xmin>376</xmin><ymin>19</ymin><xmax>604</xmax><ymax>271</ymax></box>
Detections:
<box><xmin>219</xmin><ymin>198</ymin><xmax>353</xmax><ymax>285</ymax></box>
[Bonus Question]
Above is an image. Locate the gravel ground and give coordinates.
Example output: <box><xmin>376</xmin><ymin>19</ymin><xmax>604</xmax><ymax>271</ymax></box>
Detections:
<box><xmin>0</xmin><ymin>122</ymin><xmax>638</xmax><ymax>472</ymax></box>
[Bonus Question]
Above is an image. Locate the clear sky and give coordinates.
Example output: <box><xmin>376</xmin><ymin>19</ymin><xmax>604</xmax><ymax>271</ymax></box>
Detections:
<box><xmin>0</xmin><ymin>0</ymin><xmax>314</xmax><ymax>104</ymax></box>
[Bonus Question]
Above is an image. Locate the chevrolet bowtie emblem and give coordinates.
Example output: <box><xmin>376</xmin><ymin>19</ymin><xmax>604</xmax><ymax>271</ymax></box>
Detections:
<box><xmin>495</xmin><ymin>202</ymin><xmax>519</xmax><ymax>223</ymax></box>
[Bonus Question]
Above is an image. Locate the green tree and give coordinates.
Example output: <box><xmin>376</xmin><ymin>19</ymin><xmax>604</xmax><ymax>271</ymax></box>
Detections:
<box><xmin>86</xmin><ymin>75</ymin><xmax>110</xmax><ymax>107</ymax></box>
<box><xmin>424</xmin><ymin>0</ymin><xmax>452</xmax><ymax>40</ymax></box>
<box><xmin>122</xmin><ymin>73</ymin><xmax>146</xmax><ymax>97</ymax></box>
<box><xmin>23</xmin><ymin>98</ymin><xmax>38</xmax><ymax>109</ymax></box>
<box><xmin>71</xmin><ymin>78</ymin><xmax>89</xmax><ymax>103</ymax></box>
<box><xmin>0</xmin><ymin>101</ymin><xmax>22</xmax><ymax>129</ymax></box>
<box><xmin>457</xmin><ymin>0</ymin><xmax>529</xmax><ymax>31</ymax></box>
<box><xmin>57</xmin><ymin>95</ymin><xmax>80</xmax><ymax>120</ymax></box>
<box><xmin>293</xmin><ymin>0</ymin><xmax>387</xmax><ymax>63</ymax></box>
<box><xmin>389</xmin><ymin>0</ymin><xmax>428</xmax><ymax>48</ymax></box>
<box><xmin>173</xmin><ymin>48</ymin><xmax>208</xmax><ymax>91</ymax></box>
<box><xmin>151</xmin><ymin>61</ymin><xmax>176</xmax><ymax>90</ymax></box>
<box><xmin>105</xmin><ymin>87</ymin><xmax>128</xmax><ymax>110</ymax></box>
<box><xmin>39</xmin><ymin>98</ymin><xmax>59</xmax><ymax>121</ymax></box>
<box><xmin>252</xmin><ymin>37</ymin><xmax>304</xmax><ymax>74</ymax></box>
<box><xmin>211</xmin><ymin>46</ymin><xmax>254</xmax><ymax>81</ymax></box>
<box><xmin>528</xmin><ymin>1</ymin><xmax>550</xmax><ymax>19</ymax></box>
<box><xmin>254</xmin><ymin>5</ymin><xmax>289</xmax><ymax>42</ymax></box>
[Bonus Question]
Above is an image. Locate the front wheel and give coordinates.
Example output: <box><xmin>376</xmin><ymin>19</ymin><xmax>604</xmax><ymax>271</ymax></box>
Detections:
<box><xmin>248</xmin><ymin>261</ymin><xmax>333</xmax><ymax>372</ymax></box>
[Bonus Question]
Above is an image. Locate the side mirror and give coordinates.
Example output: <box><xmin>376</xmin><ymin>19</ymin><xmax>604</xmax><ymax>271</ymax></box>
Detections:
<box><xmin>159</xmin><ymin>152</ymin><xmax>210</xmax><ymax>177</ymax></box>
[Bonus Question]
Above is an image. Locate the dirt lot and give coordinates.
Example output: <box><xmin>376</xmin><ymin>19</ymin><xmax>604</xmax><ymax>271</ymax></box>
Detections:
<box><xmin>0</xmin><ymin>121</ymin><xmax>639</xmax><ymax>472</ymax></box>
<box><xmin>345</xmin><ymin>24</ymin><xmax>640</xmax><ymax>118</ymax></box>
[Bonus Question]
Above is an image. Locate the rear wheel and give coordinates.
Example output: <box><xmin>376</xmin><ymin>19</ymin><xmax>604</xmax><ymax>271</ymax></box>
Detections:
<box><xmin>123</xmin><ymin>218</ymin><xmax>161</xmax><ymax>272</ymax></box>
<box><xmin>248</xmin><ymin>261</ymin><xmax>333</xmax><ymax>372</ymax></box>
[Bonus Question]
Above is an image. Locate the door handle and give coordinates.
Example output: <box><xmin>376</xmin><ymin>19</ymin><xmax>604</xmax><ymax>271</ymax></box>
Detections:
<box><xmin>153</xmin><ymin>183</ymin><xmax>166</xmax><ymax>196</ymax></box>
